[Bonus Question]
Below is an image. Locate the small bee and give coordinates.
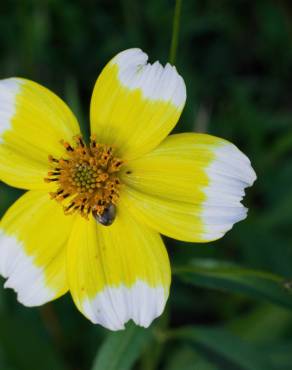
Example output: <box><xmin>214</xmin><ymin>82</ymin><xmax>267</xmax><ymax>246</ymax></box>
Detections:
<box><xmin>93</xmin><ymin>204</ymin><xmax>116</xmax><ymax>226</ymax></box>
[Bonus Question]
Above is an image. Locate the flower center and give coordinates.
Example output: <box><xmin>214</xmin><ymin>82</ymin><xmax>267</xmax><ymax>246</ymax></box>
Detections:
<box><xmin>45</xmin><ymin>135</ymin><xmax>123</xmax><ymax>224</ymax></box>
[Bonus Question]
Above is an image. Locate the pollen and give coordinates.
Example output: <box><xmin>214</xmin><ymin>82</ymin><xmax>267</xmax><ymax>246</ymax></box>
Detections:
<box><xmin>45</xmin><ymin>135</ymin><xmax>123</xmax><ymax>220</ymax></box>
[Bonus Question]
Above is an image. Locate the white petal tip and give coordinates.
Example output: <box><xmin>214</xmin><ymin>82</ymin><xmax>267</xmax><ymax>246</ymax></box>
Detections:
<box><xmin>0</xmin><ymin>230</ymin><xmax>55</xmax><ymax>306</ymax></box>
<box><xmin>200</xmin><ymin>143</ymin><xmax>256</xmax><ymax>241</ymax></box>
<box><xmin>249</xmin><ymin>167</ymin><xmax>257</xmax><ymax>186</ymax></box>
<box><xmin>80</xmin><ymin>281</ymin><xmax>168</xmax><ymax>331</ymax></box>
<box><xmin>111</xmin><ymin>48</ymin><xmax>186</xmax><ymax>108</ymax></box>
<box><xmin>0</xmin><ymin>78</ymin><xmax>22</xmax><ymax>142</ymax></box>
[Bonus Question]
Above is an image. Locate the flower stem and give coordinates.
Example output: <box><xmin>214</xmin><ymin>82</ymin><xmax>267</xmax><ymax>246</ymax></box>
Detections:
<box><xmin>169</xmin><ymin>0</ymin><xmax>183</xmax><ymax>64</ymax></box>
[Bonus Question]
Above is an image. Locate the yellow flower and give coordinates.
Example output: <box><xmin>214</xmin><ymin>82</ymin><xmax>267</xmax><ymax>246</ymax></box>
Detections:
<box><xmin>0</xmin><ymin>49</ymin><xmax>256</xmax><ymax>330</ymax></box>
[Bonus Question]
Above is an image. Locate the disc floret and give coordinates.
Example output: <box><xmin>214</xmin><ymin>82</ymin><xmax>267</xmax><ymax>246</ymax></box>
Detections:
<box><xmin>45</xmin><ymin>135</ymin><xmax>123</xmax><ymax>219</ymax></box>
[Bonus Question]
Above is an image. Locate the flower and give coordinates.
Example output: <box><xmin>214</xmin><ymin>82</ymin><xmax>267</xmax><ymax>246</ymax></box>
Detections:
<box><xmin>0</xmin><ymin>48</ymin><xmax>256</xmax><ymax>330</ymax></box>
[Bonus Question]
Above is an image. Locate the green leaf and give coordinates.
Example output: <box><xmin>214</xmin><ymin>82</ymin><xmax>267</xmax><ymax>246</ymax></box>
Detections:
<box><xmin>92</xmin><ymin>322</ymin><xmax>153</xmax><ymax>370</ymax></box>
<box><xmin>167</xmin><ymin>326</ymin><xmax>273</xmax><ymax>370</ymax></box>
<box><xmin>228</xmin><ymin>304</ymin><xmax>292</xmax><ymax>342</ymax></box>
<box><xmin>0</xmin><ymin>312</ymin><xmax>66</xmax><ymax>370</ymax></box>
<box><xmin>140</xmin><ymin>309</ymin><xmax>169</xmax><ymax>370</ymax></box>
<box><xmin>174</xmin><ymin>259</ymin><xmax>292</xmax><ymax>310</ymax></box>
<box><xmin>264</xmin><ymin>341</ymin><xmax>292</xmax><ymax>370</ymax></box>
<box><xmin>164</xmin><ymin>346</ymin><xmax>218</xmax><ymax>370</ymax></box>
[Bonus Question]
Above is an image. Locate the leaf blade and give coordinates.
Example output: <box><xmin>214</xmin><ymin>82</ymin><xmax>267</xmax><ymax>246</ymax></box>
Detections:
<box><xmin>92</xmin><ymin>322</ymin><xmax>152</xmax><ymax>370</ymax></box>
<box><xmin>167</xmin><ymin>326</ymin><xmax>273</xmax><ymax>370</ymax></box>
<box><xmin>174</xmin><ymin>259</ymin><xmax>292</xmax><ymax>310</ymax></box>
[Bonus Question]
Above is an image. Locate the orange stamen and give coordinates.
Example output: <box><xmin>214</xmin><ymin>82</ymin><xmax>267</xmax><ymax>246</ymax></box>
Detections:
<box><xmin>45</xmin><ymin>135</ymin><xmax>123</xmax><ymax>219</ymax></box>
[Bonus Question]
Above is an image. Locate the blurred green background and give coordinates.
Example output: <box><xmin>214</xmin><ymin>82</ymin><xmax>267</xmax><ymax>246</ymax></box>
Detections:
<box><xmin>1</xmin><ymin>0</ymin><xmax>292</xmax><ymax>369</ymax></box>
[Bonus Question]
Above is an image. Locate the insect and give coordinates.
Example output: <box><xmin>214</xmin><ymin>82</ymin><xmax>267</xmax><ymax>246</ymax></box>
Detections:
<box><xmin>93</xmin><ymin>204</ymin><xmax>116</xmax><ymax>226</ymax></box>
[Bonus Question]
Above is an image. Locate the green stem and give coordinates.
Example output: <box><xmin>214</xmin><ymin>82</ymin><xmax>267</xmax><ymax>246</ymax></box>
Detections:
<box><xmin>169</xmin><ymin>0</ymin><xmax>183</xmax><ymax>64</ymax></box>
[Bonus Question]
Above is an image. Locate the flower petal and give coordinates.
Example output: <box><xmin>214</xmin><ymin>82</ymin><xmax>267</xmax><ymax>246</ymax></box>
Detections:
<box><xmin>90</xmin><ymin>48</ymin><xmax>186</xmax><ymax>160</ymax></box>
<box><xmin>0</xmin><ymin>78</ymin><xmax>80</xmax><ymax>190</ymax></box>
<box><xmin>121</xmin><ymin>133</ymin><xmax>256</xmax><ymax>242</ymax></box>
<box><xmin>0</xmin><ymin>190</ymin><xmax>75</xmax><ymax>306</ymax></box>
<box><xmin>67</xmin><ymin>205</ymin><xmax>170</xmax><ymax>330</ymax></box>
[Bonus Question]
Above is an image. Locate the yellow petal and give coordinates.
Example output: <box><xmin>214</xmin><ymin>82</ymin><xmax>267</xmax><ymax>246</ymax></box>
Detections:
<box><xmin>67</xmin><ymin>204</ymin><xmax>170</xmax><ymax>330</ymax></box>
<box><xmin>90</xmin><ymin>48</ymin><xmax>186</xmax><ymax>160</ymax></box>
<box><xmin>121</xmin><ymin>133</ymin><xmax>256</xmax><ymax>242</ymax></box>
<box><xmin>0</xmin><ymin>78</ymin><xmax>80</xmax><ymax>190</ymax></box>
<box><xmin>0</xmin><ymin>190</ymin><xmax>75</xmax><ymax>306</ymax></box>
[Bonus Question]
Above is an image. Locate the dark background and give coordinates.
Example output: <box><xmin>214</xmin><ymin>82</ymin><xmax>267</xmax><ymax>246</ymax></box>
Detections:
<box><xmin>0</xmin><ymin>1</ymin><xmax>292</xmax><ymax>369</ymax></box>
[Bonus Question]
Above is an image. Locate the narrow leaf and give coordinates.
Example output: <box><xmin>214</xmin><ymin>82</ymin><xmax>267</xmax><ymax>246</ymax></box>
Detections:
<box><xmin>92</xmin><ymin>322</ymin><xmax>152</xmax><ymax>370</ymax></box>
<box><xmin>174</xmin><ymin>259</ymin><xmax>292</xmax><ymax>310</ymax></box>
<box><xmin>167</xmin><ymin>326</ymin><xmax>273</xmax><ymax>370</ymax></box>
